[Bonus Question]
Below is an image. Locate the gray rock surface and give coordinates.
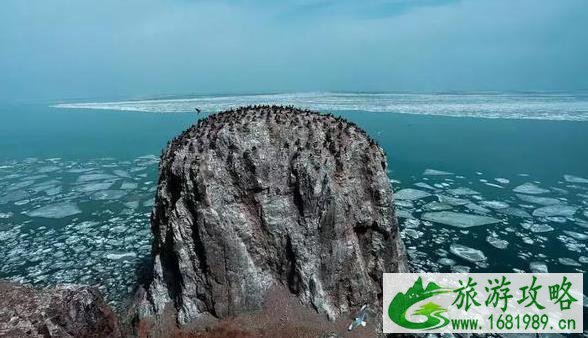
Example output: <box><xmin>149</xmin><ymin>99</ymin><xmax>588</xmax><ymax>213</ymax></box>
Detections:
<box><xmin>137</xmin><ymin>106</ymin><xmax>408</xmax><ymax>329</ymax></box>
<box><xmin>0</xmin><ymin>281</ymin><xmax>121</xmax><ymax>337</ymax></box>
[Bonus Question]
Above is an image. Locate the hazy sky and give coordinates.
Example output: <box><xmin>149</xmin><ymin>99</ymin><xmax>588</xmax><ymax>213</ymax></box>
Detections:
<box><xmin>1</xmin><ymin>0</ymin><xmax>587</xmax><ymax>102</ymax></box>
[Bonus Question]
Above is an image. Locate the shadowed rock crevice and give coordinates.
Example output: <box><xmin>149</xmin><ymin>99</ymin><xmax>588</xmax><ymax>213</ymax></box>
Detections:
<box><xmin>135</xmin><ymin>105</ymin><xmax>408</xmax><ymax>334</ymax></box>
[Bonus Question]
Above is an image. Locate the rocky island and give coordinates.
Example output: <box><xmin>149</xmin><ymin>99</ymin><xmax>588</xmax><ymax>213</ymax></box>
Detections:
<box><xmin>134</xmin><ymin>105</ymin><xmax>408</xmax><ymax>336</ymax></box>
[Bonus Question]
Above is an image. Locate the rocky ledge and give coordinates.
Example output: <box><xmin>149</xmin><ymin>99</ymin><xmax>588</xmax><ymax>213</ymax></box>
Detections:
<box><xmin>0</xmin><ymin>281</ymin><xmax>121</xmax><ymax>337</ymax></box>
<box><xmin>135</xmin><ymin>105</ymin><xmax>408</xmax><ymax>334</ymax></box>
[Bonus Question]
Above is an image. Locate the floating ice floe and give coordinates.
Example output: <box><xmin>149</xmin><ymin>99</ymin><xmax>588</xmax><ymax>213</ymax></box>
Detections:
<box><xmin>91</xmin><ymin>190</ymin><xmax>127</xmax><ymax>200</ymax></box>
<box><xmin>562</xmin><ymin>231</ymin><xmax>588</xmax><ymax>240</ymax></box>
<box><xmin>423</xmin><ymin>169</ymin><xmax>453</xmax><ymax>176</ymax></box>
<box><xmin>394</xmin><ymin>188</ymin><xmax>431</xmax><ymax>200</ymax></box>
<box><xmin>26</xmin><ymin>202</ymin><xmax>82</xmax><ymax>218</ymax></box>
<box><xmin>563</xmin><ymin>174</ymin><xmax>588</xmax><ymax>184</ymax></box>
<box><xmin>423</xmin><ymin>201</ymin><xmax>453</xmax><ymax>211</ymax></box>
<box><xmin>513</xmin><ymin>182</ymin><xmax>549</xmax><ymax>195</ymax></box>
<box><xmin>448</xmin><ymin>187</ymin><xmax>480</xmax><ymax>196</ymax></box>
<box><xmin>465</xmin><ymin>203</ymin><xmax>491</xmax><ymax>214</ymax></box>
<box><xmin>120</xmin><ymin>182</ymin><xmax>138</xmax><ymax>190</ymax></box>
<box><xmin>395</xmin><ymin>200</ymin><xmax>414</xmax><ymax>209</ymax></box>
<box><xmin>0</xmin><ymin>212</ymin><xmax>14</xmax><ymax>219</ymax></box>
<box><xmin>529</xmin><ymin>261</ymin><xmax>548</xmax><ymax>273</ymax></box>
<box><xmin>579</xmin><ymin>256</ymin><xmax>588</xmax><ymax>264</ymax></box>
<box><xmin>558</xmin><ymin>257</ymin><xmax>581</xmax><ymax>267</ymax></box>
<box><xmin>496</xmin><ymin>207</ymin><xmax>531</xmax><ymax>219</ymax></box>
<box><xmin>495</xmin><ymin>178</ymin><xmax>510</xmax><ymax>184</ymax></box>
<box><xmin>516</xmin><ymin>194</ymin><xmax>561</xmax><ymax>206</ymax></box>
<box><xmin>480</xmin><ymin>200</ymin><xmax>509</xmax><ymax>209</ymax></box>
<box><xmin>486</xmin><ymin>236</ymin><xmax>509</xmax><ymax>249</ymax></box>
<box><xmin>396</xmin><ymin>210</ymin><xmax>413</xmax><ymax>219</ymax></box>
<box><xmin>438</xmin><ymin>258</ymin><xmax>456</xmax><ymax>266</ymax></box>
<box><xmin>450</xmin><ymin>244</ymin><xmax>487</xmax><ymax>263</ymax></box>
<box><xmin>529</xmin><ymin>223</ymin><xmax>554</xmax><ymax>233</ymax></box>
<box><xmin>437</xmin><ymin>195</ymin><xmax>469</xmax><ymax>206</ymax></box>
<box><xmin>414</xmin><ymin>182</ymin><xmax>435</xmax><ymax>190</ymax></box>
<box><xmin>484</xmin><ymin>183</ymin><xmax>503</xmax><ymax>189</ymax></box>
<box><xmin>113</xmin><ymin>170</ymin><xmax>131</xmax><ymax>178</ymax></box>
<box><xmin>75</xmin><ymin>181</ymin><xmax>115</xmax><ymax>193</ymax></box>
<box><xmin>421</xmin><ymin>211</ymin><xmax>500</xmax><ymax>228</ymax></box>
<box><xmin>532</xmin><ymin>205</ymin><xmax>578</xmax><ymax>218</ymax></box>
<box><xmin>77</xmin><ymin>173</ymin><xmax>117</xmax><ymax>183</ymax></box>
<box><xmin>105</xmin><ymin>252</ymin><xmax>137</xmax><ymax>260</ymax></box>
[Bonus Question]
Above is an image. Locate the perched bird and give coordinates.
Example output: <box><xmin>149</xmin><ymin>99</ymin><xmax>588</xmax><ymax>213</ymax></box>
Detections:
<box><xmin>194</xmin><ymin>107</ymin><xmax>201</xmax><ymax>113</ymax></box>
<box><xmin>348</xmin><ymin>304</ymin><xmax>368</xmax><ymax>331</ymax></box>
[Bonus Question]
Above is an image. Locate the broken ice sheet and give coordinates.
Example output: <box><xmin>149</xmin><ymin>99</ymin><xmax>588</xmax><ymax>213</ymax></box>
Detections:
<box><xmin>562</xmin><ymin>230</ymin><xmax>588</xmax><ymax>240</ymax></box>
<box><xmin>414</xmin><ymin>182</ymin><xmax>435</xmax><ymax>190</ymax></box>
<box><xmin>564</xmin><ymin>174</ymin><xmax>588</xmax><ymax>184</ymax></box>
<box><xmin>437</xmin><ymin>195</ymin><xmax>469</xmax><ymax>206</ymax></box>
<box><xmin>529</xmin><ymin>223</ymin><xmax>554</xmax><ymax>233</ymax></box>
<box><xmin>529</xmin><ymin>261</ymin><xmax>548</xmax><ymax>273</ymax></box>
<box><xmin>447</xmin><ymin>187</ymin><xmax>480</xmax><ymax>196</ymax></box>
<box><xmin>91</xmin><ymin>190</ymin><xmax>127</xmax><ymax>200</ymax></box>
<box><xmin>421</xmin><ymin>211</ymin><xmax>500</xmax><ymax>228</ymax></box>
<box><xmin>77</xmin><ymin>173</ymin><xmax>117</xmax><ymax>183</ymax></box>
<box><xmin>74</xmin><ymin>181</ymin><xmax>116</xmax><ymax>193</ymax></box>
<box><xmin>394</xmin><ymin>188</ymin><xmax>431</xmax><ymax>200</ymax></box>
<box><xmin>450</xmin><ymin>244</ymin><xmax>487</xmax><ymax>263</ymax></box>
<box><xmin>480</xmin><ymin>200</ymin><xmax>509</xmax><ymax>209</ymax></box>
<box><xmin>558</xmin><ymin>257</ymin><xmax>581</xmax><ymax>267</ymax></box>
<box><xmin>26</xmin><ymin>202</ymin><xmax>82</xmax><ymax>218</ymax></box>
<box><xmin>486</xmin><ymin>236</ymin><xmax>509</xmax><ymax>249</ymax></box>
<box><xmin>423</xmin><ymin>169</ymin><xmax>453</xmax><ymax>176</ymax></box>
<box><xmin>516</xmin><ymin>194</ymin><xmax>561</xmax><ymax>206</ymax></box>
<box><xmin>513</xmin><ymin>182</ymin><xmax>549</xmax><ymax>194</ymax></box>
<box><xmin>496</xmin><ymin>207</ymin><xmax>531</xmax><ymax>219</ymax></box>
<box><xmin>423</xmin><ymin>201</ymin><xmax>453</xmax><ymax>211</ymax></box>
<box><xmin>532</xmin><ymin>205</ymin><xmax>578</xmax><ymax>217</ymax></box>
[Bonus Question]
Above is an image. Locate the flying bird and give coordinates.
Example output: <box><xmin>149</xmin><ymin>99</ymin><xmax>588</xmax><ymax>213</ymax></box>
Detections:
<box><xmin>348</xmin><ymin>304</ymin><xmax>368</xmax><ymax>331</ymax></box>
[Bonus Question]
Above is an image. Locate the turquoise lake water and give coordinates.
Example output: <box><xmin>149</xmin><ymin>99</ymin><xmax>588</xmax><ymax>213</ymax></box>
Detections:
<box><xmin>0</xmin><ymin>93</ymin><xmax>587</xmax><ymax>311</ymax></box>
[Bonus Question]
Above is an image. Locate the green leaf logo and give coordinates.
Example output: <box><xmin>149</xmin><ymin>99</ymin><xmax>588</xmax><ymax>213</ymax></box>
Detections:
<box><xmin>388</xmin><ymin>277</ymin><xmax>452</xmax><ymax>330</ymax></box>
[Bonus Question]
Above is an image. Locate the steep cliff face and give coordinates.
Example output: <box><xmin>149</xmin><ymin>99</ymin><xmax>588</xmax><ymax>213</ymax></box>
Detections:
<box><xmin>0</xmin><ymin>282</ymin><xmax>121</xmax><ymax>337</ymax></box>
<box><xmin>137</xmin><ymin>106</ymin><xmax>407</xmax><ymax>330</ymax></box>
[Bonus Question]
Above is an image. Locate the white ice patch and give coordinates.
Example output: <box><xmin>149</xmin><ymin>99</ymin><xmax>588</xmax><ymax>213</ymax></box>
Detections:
<box><xmin>77</xmin><ymin>173</ymin><xmax>117</xmax><ymax>183</ymax></box>
<box><xmin>486</xmin><ymin>236</ymin><xmax>509</xmax><ymax>249</ymax></box>
<box><xmin>421</xmin><ymin>211</ymin><xmax>500</xmax><ymax>228</ymax></box>
<box><xmin>564</xmin><ymin>174</ymin><xmax>588</xmax><ymax>184</ymax></box>
<box><xmin>423</xmin><ymin>169</ymin><xmax>453</xmax><ymax>176</ymax></box>
<box><xmin>529</xmin><ymin>224</ymin><xmax>554</xmax><ymax>233</ymax></box>
<box><xmin>495</xmin><ymin>178</ymin><xmax>510</xmax><ymax>184</ymax></box>
<box><xmin>91</xmin><ymin>190</ymin><xmax>127</xmax><ymax>200</ymax></box>
<box><xmin>529</xmin><ymin>261</ymin><xmax>548</xmax><ymax>273</ymax></box>
<box><xmin>480</xmin><ymin>200</ymin><xmax>509</xmax><ymax>209</ymax></box>
<box><xmin>533</xmin><ymin>205</ymin><xmax>578</xmax><ymax>218</ymax></box>
<box><xmin>448</xmin><ymin>187</ymin><xmax>480</xmax><ymax>196</ymax></box>
<box><xmin>423</xmin><ymin>201</ymin><xmax>453</xmax><ymax>211</ymax></box>
<box><xmin>513</xmin><ymin>183</ymin><xmax>549</xmax><ymax>195</ymax></box>
<box><xmin>562</xmin><ymin>231</ymin><xmax>588</xmax><ymax>240</ymax></box>
<box><xmin>120</xmin><ymin>182</ymin><xmax>138</xmax><ymax>190</ymax></box>
<box><xmin>558</xmin><ymin>258</ymin><xmax>581</xmax><ymax>267</ymax></box>
<box><xmin>437</xmin><ymin>195</ymin><xmax>469</xmax><ymax>206</ymax></box>
<box><xmin>106</xmin><ymin>252</ymin><xmax>137</xmax><ymax>260</ymax></box>
<box><xmin>26</xmin><ymin>202</ymin><xmax>82</xmax><ymax>218</ymax></box>
<box><xmin>75</xmin><ymin>181</ymin><xmax>115</xmax><ymax>193</ymax></box>
<box><xmin>394</xmin><ymin>188</ymin><xmax>431</xmax><ymax>200</ymax></box>
<box><xmin>414</xmin><ymin>182</ymin><xmax>435</xmax><ymax>190</ymax></box>
<box><xmin>496</xmin><ymin>207</ymin><xmax>532</xmax><ymax>219</ymax></box>
<box><xmin>516</xmin><ymin>194</ymin><xmax>561</xmax><ymax>206</ymax></box>
<box><xmin>450</xmin><ymin>244</ymin><xmax>487</xmax><ymax>263</ymax></box>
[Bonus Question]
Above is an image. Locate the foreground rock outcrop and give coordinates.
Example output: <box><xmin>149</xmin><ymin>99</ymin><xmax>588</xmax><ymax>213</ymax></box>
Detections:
<box><xmin>0</xmin><ymin>281</ymin><xmax>121</xmax><ymax>337</ymax></box>
<box><xmin>136</xmin><ymin>106</ymin><xmax>407</xmax><ymax>333</ymax></box>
